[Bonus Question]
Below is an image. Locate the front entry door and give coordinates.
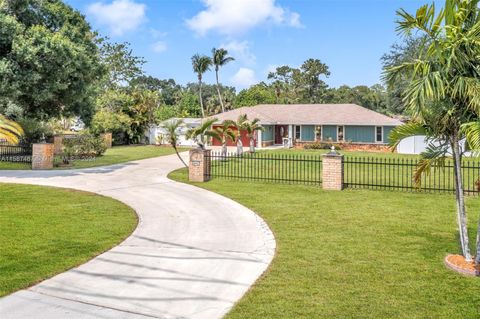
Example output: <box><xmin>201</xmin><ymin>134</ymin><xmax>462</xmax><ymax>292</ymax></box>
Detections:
<box><xmin>275</xmin><ymin>125</ymin><xmax>288</xmax><ymax>144</ymax></box>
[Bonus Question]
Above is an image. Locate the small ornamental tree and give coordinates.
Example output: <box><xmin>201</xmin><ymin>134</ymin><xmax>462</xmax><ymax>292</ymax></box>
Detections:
<box><xmin>385</xmin><ymin>0</ymin><xmax>480</xmax><ymax>264</ymax></box>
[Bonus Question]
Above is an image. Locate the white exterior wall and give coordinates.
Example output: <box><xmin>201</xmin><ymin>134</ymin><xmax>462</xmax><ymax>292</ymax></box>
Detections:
<box><xmin>397</xmin><ymin>135</ymin><xmax>471</xmax><ymax>156</ymax></box>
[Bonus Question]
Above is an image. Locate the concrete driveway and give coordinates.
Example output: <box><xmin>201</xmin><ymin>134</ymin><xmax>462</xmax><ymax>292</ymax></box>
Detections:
<box><xmin>0</xmin><ymin>153</ymin><xmax>275</xmax><ymax>319</ymax></box>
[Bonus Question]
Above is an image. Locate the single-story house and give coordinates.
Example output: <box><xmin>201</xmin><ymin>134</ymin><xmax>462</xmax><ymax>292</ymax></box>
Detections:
<box><xmin>146</xmin><ymin>118</ymin><xmax>202</xmax><ymax>146</ymax></box>
<box><xmin>211</xmin><ymin>104</ymin><xmax>403</xmax><ymax>148</ymax></box>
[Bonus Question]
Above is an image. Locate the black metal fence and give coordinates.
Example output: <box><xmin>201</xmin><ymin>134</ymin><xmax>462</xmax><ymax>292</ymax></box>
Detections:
<box><xmin>0</xmin><ymin>142</ymin><xmax>32</xmax><ymax>163</ymax></box>
<box><xmin>205</xmin><ymin>151</ymin><xmax>480</xmax><ymax>195</ymax></box>
<box><xmin>206</xmin><ymin>151</ymin><xmax>323</xmax><ymax>185</ymax></box>
<box><xmin>344</xmin><ymin>156</ymin><xmax>480</xmax><ymax>195</ymax></box>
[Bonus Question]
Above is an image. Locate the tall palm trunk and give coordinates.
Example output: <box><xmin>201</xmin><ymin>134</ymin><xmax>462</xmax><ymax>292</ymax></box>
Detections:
<box><xmin>249</xmin><ymin>137</ymin><xmax>255</xmax><ymax>153</ymax></box>
<box><xmin>475</xmin><ymin>220</ymin><xmax>480</xmax><ymax>264</ymax></box>
<box><xmin>236</xmin><ymin>136</ymin><xmax>243</xmax><ymax>156</ymax></box>
<box><xmin>173</xmin><ymin>145</ymin><xmax>188</xmax><ymax>168</ymax></box>
<box><xmin>451</xmin><ymin>137</ymin><xmax>472</xmax><ymax>262</ymax></box>
<box><xmin>198</xmin><ymin>77</ymin><xmax>205</xmax><ymax>118</ymax></box>
<box><xmin>215</xmin><ymin>68</ymin><xmax>225</xmax><ymax>113</ymax></box>
<box><xmin>221</xmin><ymin>139</ymin><xmax>227</xmax><ymax>157</ymax></box>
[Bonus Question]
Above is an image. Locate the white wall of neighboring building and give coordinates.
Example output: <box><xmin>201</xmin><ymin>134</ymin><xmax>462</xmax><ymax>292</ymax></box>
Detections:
<box><xmin>397</xmin><ymin>135</ymin><xmax>471</xmax><ymax>156</ymax></box>
<box><xmin>146</xmin><ymin>118</ymin><xmax>201</xmax><ymax>147</ymax></box>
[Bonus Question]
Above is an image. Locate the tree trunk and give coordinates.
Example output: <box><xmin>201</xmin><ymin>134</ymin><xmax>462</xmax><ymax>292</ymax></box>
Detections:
<box><xmin>198</xmin><ymin>78</ymin><xmax>205</xmax><ymax>118</ymax></box>
<box><xmin>215</xmin><ymin>69</ymin><xmax>225</xmax><ymax>113</ymax></box>
<box><xmin>475</xmin><ymin>220</ymin><xmax>480</xmax><ymax>264</ymax></box>
<box><xmin>237</xmin><ymin>138</ymin><xmax>243</xmax><ymax>156</ymax></box>
<box><xmin>249</xmin><ymin>137</ymin><xmax>255</xmax><ymax>153</ymax></box>
<box><xmin>451</xmin><ymin>137</ymin><xmax>472</xmax><ymax>262</ymax></box>
<box><xmin>173</xmin><ymin>145</ymin><xmax>188</xmax><ymax>168</ymax></box>
<box><xmin>221</xmin><ymin>140</ymin><xmax>227</xmax><ymax>158</ymax></box>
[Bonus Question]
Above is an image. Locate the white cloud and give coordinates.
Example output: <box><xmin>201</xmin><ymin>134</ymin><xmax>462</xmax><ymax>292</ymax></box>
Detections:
<box><xmin>152</xmin><ymin>41</ymin><xmax>167</xmax><ymax>53</ymax></box>
<box><xmin>186</xmin><ymin>0</ymin><xmax>302</xmax><ymax>36</ymax></box>
<box><xmin>220</xmin><ymin>40</ymin><xmax>256</xmax><ymax>66</ymax></box>
<box><xmin>230</xmin><ymin>68</ymin><xmax>257</xmax><ymax>89</ymax></box>
<box><xmin>87</xmin><ymin>0</ymin><xmax>146</xmax><ymax>36</ymax></box>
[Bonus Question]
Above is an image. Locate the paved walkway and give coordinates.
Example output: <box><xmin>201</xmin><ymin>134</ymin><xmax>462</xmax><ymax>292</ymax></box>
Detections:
<box><xmin>0</xmin><ymin>154</ymin><xmax>275</xmax><ymax>319</ymax></box>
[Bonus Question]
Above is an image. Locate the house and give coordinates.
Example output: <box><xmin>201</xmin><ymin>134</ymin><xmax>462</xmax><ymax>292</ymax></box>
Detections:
<box><xmin>146</xmin><ymin>118</ymin><xmax>201</xmax><ymax>146</ymax></box>
<box><xmin>211</xmin><ymin>104</ymin><xmax>403</xmax><ymax>148</ymax></box>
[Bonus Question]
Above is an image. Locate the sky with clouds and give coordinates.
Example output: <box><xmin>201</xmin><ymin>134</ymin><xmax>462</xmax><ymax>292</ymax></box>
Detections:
<box><xmin>65</xmin><ymin>0</ymin><xmax>425</xmax><ymax>91</ymax></box>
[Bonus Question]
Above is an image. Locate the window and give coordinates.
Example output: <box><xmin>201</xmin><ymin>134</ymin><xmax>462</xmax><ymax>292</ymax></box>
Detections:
<box><xmin>315</xmin><ymin>126</ymin><xmax>322</xmax><ymax>141</ymax></box>
<box><xmin>337</xmin><ymin>126</ymin><xmax>344</xmax><ymax>142</ymax></box>
<box><xmin>376</xmin><ymin>126</ymin><xmax>383</xmax><ymax>143</ymax></box>
<box><xmin>295</xmin><ymin>125</ymin><xmax>301</xmax><ymax>140</ymax></box>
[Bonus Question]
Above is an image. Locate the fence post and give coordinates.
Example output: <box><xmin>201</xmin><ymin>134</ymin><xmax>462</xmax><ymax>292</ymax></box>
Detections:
<box><xmin>53</xmin><ymin>134</ymin><xmax>63</xmax><ymax>155</ymax></box>
<box><xmin>322</xmin><ymin>149</ymin><xmax>344</xmax><ymax>190</ymax></box>
<box><xmin>32</xmin><ymin>143</ymin><xmax>54</xmax><ymax>170</ymax></box>
<box><xmin>189</xmin><ymin>148</ymin><xmax>211</xmax><ymax>182</ymax></box>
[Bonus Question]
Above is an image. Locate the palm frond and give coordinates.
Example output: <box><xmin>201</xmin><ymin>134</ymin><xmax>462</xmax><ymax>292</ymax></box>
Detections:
<box><xmin>414</xmin><ymin>142</ymin><xmax>448</xmax><ymax>186</ymax></box>
<box><xmin>0</xmin><ymin>115</ymin><xmax>24</xmax><ymax>144</ymax></box>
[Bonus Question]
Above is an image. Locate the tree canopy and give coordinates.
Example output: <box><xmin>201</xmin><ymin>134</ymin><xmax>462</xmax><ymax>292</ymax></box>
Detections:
<box><xmin>0</xmin><ymin>0</ymin><xmax>103</xmax><ymax>122</ymax></box>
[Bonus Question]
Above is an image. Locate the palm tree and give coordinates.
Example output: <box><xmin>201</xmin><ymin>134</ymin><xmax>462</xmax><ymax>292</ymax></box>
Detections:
<box><xmin>243</xmin><ymin>118</ymin><xmax>264</xmax><ymax>153</ymax></box>
<box><xmin>186</xmin><ymin>118</ymin><xmax>217</xmax><ymax>149</ymax></box>
<box><xmin>0</xmin><ymin>115</ymin><xmax>23</xmax><ymax>144</ymax></box>
<box><xmin>232</xmin><ymin>114</ymin><xmax>248</xmax><ymax>156</ymax></box>
<box><xmin>211</xmin><ymin>120</ymin><xmax>236</xmax><ymax>157</ymax></box>
<box><xmin>385</xmin><ymin>0</ymin><xmax>480</xmax><ymax>263</ymax></box>
<box><xmin>161</xmin><ymin>119</ymin><xmax>188</xmax><ymax>167</ymax></box>
<box><xmin>212</xmin><ymin>48</ymin><xmax>234</xmax><ymax>113</ymax></box>
<box><xmin>191</xmin><ymin>54</ymin><xmax>212</xmax><ymax>118</ymax></box>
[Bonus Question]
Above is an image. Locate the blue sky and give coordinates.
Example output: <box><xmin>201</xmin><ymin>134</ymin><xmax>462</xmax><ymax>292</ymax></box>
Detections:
<box><xmin>65</xmin><ymin>0</ymin><xmax>426</xmax><ymax>91</ymax></box>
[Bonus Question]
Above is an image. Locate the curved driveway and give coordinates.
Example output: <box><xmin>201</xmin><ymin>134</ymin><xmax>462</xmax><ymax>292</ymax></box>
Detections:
<box><xmin>0</xmin><ymin>153</ymin><xmax>275</xmax><ymax>319</ymax></box>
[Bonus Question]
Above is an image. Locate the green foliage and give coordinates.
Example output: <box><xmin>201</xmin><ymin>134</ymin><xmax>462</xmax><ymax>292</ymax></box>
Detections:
<box><xmin>62</xmin><ymin>133</ymin><xmax>107</xmax><ymax>161</ymax></box>
<box><xmin>234</xmin><ymin>83</ymin><xmax>276</xmax><ymax>108</ymax></box>
<box><xmin>186</xmin><ymin>118</ymin><xmax>218</xmax><ymax>148</ymax></box>
<box><xmin>303</xmin><ymin>142</ymin><xmax>341</xmax><ymax>150</ymax></box>
<box><xmin>98</xmin><ymin>40</ymin><xmax>145</xmax><ymax>89</ymax></box>
<box><xmin>17</xmin><ymin>118</ymin><xmax>54</xmax><ymax>144</ymax></box>
<box><xmin>0</xmin><ymin>0</ymin><xmax>103</xmax><ymax>122</ymax></box>
<box><xmin>326</xmin><ymin>84</ymin><xmax>388</xmax><ymax>113</ymax></box>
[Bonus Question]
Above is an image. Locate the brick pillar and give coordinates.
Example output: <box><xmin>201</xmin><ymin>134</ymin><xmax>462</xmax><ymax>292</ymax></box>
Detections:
<box><xmin>101</xmin><ymin>132</ymin><xmax>112</xmax><ymax>148</ymax></box>
<box><xmin>322</xmin><ymin>152</ymin><xmax>344</xmax><ymax>190</ymax></box>
<box><xmin>32</xmin><ymin>143</ymin><xmax>54</xmax><ymax>170</ymax></box>
<box><xmin>53</xmin><ymin>135</ymin><xmax>63</xmax><ymax>155</ymax></box>
<box><xmin>189</xmin><ymin>148</ymin><xmax>211</xmax><ymax>182</ymax></box>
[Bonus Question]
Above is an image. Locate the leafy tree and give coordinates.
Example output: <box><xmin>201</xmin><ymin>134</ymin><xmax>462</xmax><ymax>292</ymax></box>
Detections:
<box><xmin>0</xmin><ymin>114</ymin><xmax>23</xmax><ymax>144</ymax></box>
<box><xmin>385</xmin><ymin>0</ymin><xmax>480</xmax><ymax>263</ymax></box>
<box><xmin>98</xmin><ymin>40</ymin><xmax>145</xmax><ymax>89</ymax></box>
<box><xmin>131</xmin><ymin>76</ymin><xmax>181</xmax><ymax>106</ymax></box>
<box><xmin>381</xmin><ymin>36</ymin><xmax>426</xmax><ymax>114</ymax></box>
<box><xmin>191</xmin><ymin>54</ymin><xmax>212</xmax><ymax>118</ymax></box>
<box><xmin>210</xmin><ymin>120</ymin><xmax>236</xmax><ymax>156</ymax></box>
<box><xmin>298</xmin><ymin>58</ymin><xmax>330</xmax><ymax>103</ymax></box>
<box><xmin>234</xmin><ymin>83</ymin><xmax>276</xmax><ymax>107</ymax></box>
<box><xmin>176</xmin><ymin>91</ymin><xmax>201</xmax><ymax>117</ymax></box>
<box><xmin>161</xmin><ymin>118</ymin><xmax>188</xmax><ymax>167</ymax></box>
<box><xmin>0</xmin><ymin>0</ymin><xmax>103</xmax><ymax>122</ymax></box>
<box><xmin>212</xmin><ymin>48</ymin><xmax>235</xmax><ymax>112</ymax></box>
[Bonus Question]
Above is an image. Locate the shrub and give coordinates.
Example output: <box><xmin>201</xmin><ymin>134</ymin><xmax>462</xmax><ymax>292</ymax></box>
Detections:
<box><xmin>17</xmin><ymin>118</ymin><xmax>54</xmax><ymax>144</ymax></box>
<box><xmin>303</xmin><ymin>142</ymin><xmax>342</xmax><ymax>150</ymax></box>
<box><xmin>62</xmin><ymin>134</ymin><xmax>107</xmax><ymax>163</ymax></box>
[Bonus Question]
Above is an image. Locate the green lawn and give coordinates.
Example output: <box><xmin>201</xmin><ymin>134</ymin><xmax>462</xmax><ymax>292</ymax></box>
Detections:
<box><xmin>169</xmin><ymin>168</ymin><xmax>480</xmax><ymax>319</ymax></box>
<box><xmin>0</xmin><ymin>183</ymin><xmax>137</xmax><ymax>296</ymax></box>
<box><xmin>0</xmin><ymin>145</ymin><xmax>187</xmax><ymax>170</ymax></box>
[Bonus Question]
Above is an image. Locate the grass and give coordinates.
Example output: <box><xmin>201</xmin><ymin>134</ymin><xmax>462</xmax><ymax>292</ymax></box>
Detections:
<box><xmin>0</xmin><ymin>183</ymin><xmax>137</xmax><ymax>297</ymax></box>
<box><xmin>0</xmin><ymin>145</ymin><xmax>187</xmax><ymax>170</ymax></box>
<box><xmin>169</xmin><ymin>168</ymin><xmax>480</xmax><ymax>319</ymax></box>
